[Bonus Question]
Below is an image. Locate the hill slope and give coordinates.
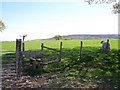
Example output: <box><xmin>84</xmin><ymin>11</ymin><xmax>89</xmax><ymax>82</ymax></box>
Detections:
<box><xmin>47</xmin><ymin>34</ymin><xmax>119</xmax><ymax>40</ymax></box>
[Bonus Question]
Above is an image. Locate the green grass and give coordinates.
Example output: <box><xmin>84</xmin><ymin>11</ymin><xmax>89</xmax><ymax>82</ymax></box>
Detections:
<box><xmin>1</xmin><ymin>39</ymin><xmax>119</xmax><ymax>50</ymax></box>
<box><xmin>1</xmin><ymin>39</ymin><xmax>120</xmax><ymax>89</ymax></box>
<box><xmin>22</xmin><ymin>47</ymin><xmax>120</xmax><ymax>89</ymax></box>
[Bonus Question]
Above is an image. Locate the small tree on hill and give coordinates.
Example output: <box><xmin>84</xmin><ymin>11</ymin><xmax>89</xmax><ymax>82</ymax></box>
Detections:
<box><xmin>54</xmin><ymin>35</ymin><xmax>63</xmax><ymax>40</ymax></box>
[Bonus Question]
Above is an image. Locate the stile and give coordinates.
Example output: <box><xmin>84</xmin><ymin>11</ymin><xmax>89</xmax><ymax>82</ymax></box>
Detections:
<box><xmin>2</xmin><ymin>50</ymin><xmax>16</xmax><ymax>77</ymax></box>
<box><xmin>20</xmin><ymin>41</ymin><xmax>63</xmax><ymax>73</ymax></box>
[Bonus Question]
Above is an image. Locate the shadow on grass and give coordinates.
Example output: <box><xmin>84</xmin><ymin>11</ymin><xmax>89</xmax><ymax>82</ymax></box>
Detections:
<box><xmin>2</xmin><ymin>47</ymin><xmax>120</xmax><ymax>89</ymax></box>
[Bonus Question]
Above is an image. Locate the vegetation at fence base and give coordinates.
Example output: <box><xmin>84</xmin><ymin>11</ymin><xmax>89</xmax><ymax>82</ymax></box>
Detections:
<box><xmin>1</xmin><ymin>39</ymin><xmax>119</xmax><ymax>88</ymax></box>
<box><xmin>24</xmin><ymin>66</ymin><xmax>44</xmax><ymax>76</ymax></box>
<box><xmin>21</xmin><ymin>46</ymin><xmax>120</xmax><ymax>89</ymax></box>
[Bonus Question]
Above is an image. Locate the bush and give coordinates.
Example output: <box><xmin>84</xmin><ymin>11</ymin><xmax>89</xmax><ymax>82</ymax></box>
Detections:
<box><xmin>24</xmin><ymin>66</ymin><xmax>44</xmax><ymax>76</ymax></box>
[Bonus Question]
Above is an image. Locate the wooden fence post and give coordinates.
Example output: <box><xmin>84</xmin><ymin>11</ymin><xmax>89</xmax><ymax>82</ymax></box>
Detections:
<box><xmin>106</xmin><ymin>39</ymin><xmax>109</xmax><ymax>52</ymax></box>
<box><xmin>59</xmin><ymin>42</ymin><xmax>62</xmax><ymax>62</ymax></box>
<box><xmin>16</xmin><ymin>39</ymin><xmax>22</xmax><ymax>77</ymax></box>
<box><xmin>80</xmin><ymin>41</ymin><xmax>83</xmax><ymax>60</ymax></box>
<box><xmin>41</xmin><ymin>43</ymin><xmax>44</xmax><ymax>63</ymax></box>
<box><xmin>22</xmin><ymin>42</ymin><xmax>25</xmax><ymax>51</ymax></box>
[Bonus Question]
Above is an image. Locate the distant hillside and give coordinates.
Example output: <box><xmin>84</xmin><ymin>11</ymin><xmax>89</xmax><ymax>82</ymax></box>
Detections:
<box><xmin>47</xmin><ymin>34</ymin><xmax>119</xmax><ymax>40</ymax></box>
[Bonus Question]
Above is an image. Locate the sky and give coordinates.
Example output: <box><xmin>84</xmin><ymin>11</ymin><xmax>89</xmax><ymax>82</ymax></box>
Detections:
<box><xmin>0</xmin><ymin>0</ymin><xmax>118</xmax><ymax>41</ymax></box>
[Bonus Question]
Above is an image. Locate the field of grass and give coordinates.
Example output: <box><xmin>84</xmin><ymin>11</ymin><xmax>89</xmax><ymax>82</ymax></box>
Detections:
<box><xmin>1</xmin><ymin>39</ymin><xmax>120</xmax><ymax>89</ymax></box>
<box><xmin>1</xmin><ymin>39</ymin><xmax>119</xmax><ymax>50</ymax></box>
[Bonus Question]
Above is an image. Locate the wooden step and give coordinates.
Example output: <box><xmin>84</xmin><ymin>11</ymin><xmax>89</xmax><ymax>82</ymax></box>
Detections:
<box><xmin>0</xmin><ymin>82</ymin><xmax>1</xmax><ymax>89</ymax></box>
<box><xmin>2</xmin><ymin>70</ymin><xmax>16</xmax><ymax>73</ymax></box>
<box><xmin>2</xmin><ymin>60</ymin><xmax>15</xmax><ymax>63</ymax></box>
<box><xmin>0</xmin><ymin>50</ymin><xmax>15</xmax><ymax>52</ymax></box>
<box><xmin>2</xmin><ymin>55</ymin><xmax>16</xmax><ymax>58</ymax></box>
<box><xmin>2</xmin><ymin>63</ymin><xmax>17</xmax><ymax>77</ymax></box>
<box><xmin>2</xmin><ymin>67</ymin><xmax>16</xmax><ymax>70</ymax></box>
<box><xmin>2</xmin><ymin>73</ymin><xmax>16</xmax><ymax>76</ymax></box>
<box><xmin>2</xmin><ymin>64</ymin><xmax>16</xmax><ymax>67</ymax></box>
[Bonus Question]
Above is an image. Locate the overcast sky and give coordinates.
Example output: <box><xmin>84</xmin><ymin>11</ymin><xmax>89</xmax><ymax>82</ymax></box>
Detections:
<box><xmin>0</xmin><ymin>0</ymin><xmax>118</xmax><ymax>41</ymax></box>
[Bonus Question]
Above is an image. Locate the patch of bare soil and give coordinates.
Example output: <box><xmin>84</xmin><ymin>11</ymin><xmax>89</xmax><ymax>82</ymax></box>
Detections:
<box><xmin>2</xmin><ymin>72</ymin><xmax>114</xmax><ymax>90</ymax></box>
<box><xmin>2</xmin><ymin>73</ymin><xmax>94</xmax><ymax>89</ymax></box>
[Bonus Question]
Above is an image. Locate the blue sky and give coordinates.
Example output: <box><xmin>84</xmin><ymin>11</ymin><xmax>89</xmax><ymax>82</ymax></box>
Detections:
<box><xmin>0</xmin><ymin>0</ymin><xmax>118</xmax><ymax>41</ymax></box>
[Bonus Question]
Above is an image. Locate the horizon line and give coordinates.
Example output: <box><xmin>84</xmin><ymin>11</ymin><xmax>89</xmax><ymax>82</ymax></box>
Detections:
<box><xmin>0</xmin><ymin>34</ymin><xmax>119</xmax><ymax>42</ymax></box>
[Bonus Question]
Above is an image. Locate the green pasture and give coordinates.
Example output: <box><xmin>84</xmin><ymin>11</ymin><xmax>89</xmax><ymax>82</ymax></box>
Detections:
<box><xmin>1</xmin><ymin>39</ymin><xmax>119</xmax><ymax>51</ymax></box>
<box><xmin>1</xmin><ymin>39</ymin><xmax>120</xmax><ymax>89</ymax></box>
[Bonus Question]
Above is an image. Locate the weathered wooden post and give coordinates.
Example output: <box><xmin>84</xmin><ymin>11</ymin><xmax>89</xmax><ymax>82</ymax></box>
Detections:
<box><xmin>16</xmin><ymin>39</ymin><xmax>22</xmax><ymax>77</ymax></box>
<box><xmin>41</xmin><ymin>43</ymin><xmax>44</xmax><ymax>65</ymax></box>
<box><xmin>59</xmin><ymin>42</ymin><xmax>62</xmax><ymax>62</ymax></box>
<box><xmin>20</xmin><ymin>34</ymin><xmax>27</xmax><ymax>51</ymax></box>
<box><xmin>106</xmin><ymin>39</ymin><xmax>109</xmax><ymax>52</ymax></box>
<box><xmin>22</xmin><ymin>42</ymin><xmax>25</xmax><ymax>51</ymax></box>
<box><xmin>80</xmin><ymin>41</ymin><xmax>83</xmax><ymax>60</ymax></box>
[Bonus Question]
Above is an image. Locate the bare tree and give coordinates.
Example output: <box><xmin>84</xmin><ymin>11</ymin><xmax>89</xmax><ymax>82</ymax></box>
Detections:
<box><xmin>112</xmin><ymin>2</ymin><xmax>120</xmax><ymax>13</ymax></box>
<box><xmin>85</xmin><ymin>0</ymin><xmax>117</xmax><ymax>4</ymax></box>
<box><xmin>84</xmin><ymin>0</ymin><xmax>120</xmax><ymax>13</ymax></box>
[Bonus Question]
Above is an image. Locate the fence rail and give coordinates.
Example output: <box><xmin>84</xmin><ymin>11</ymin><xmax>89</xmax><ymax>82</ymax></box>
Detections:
<box><xmin>22</xmin><ymin>51</ymin><xmax>42</xmax><ymax>58</ymax></box>
<box><xmin>43</xmin><ymin>46</ymin><xmax>60</xmax><ymax>52</ymax></box>
<box><xmin>43</xmin><ymin>59</ymin><xmax>59</xmax><ymax>65</ymax></box>
<box><xmin>0</xmin><ymin>50</ymin><xmax>15</xmax><ymax>52</ymax></box>
<box><xmin>41</xmin><ymin>42</ymin><xmax>62</xmax><ymax>62</ymax></box>
<box><xmin>2</xmin><ymin>55</ymin><xmax>16</xmax><ymax>58</ymax></box>
<box><xmin>2</xmin><ymin>60</ymin><xmax>15</xmax><ymax>63</ymax></box>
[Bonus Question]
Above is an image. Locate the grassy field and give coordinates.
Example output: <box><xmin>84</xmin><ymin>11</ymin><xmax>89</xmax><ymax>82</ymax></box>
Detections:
<box><xmin>1</xmin><ymin>39</ymin><xmax>120</xmax><ymax>89</ymax></box>
<box><xmin>1</xmin><ymin>39</ymin><xmax>119</xmax><ymax>50</ymax></box>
